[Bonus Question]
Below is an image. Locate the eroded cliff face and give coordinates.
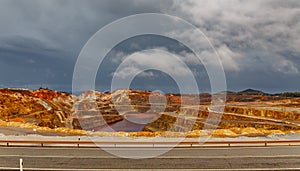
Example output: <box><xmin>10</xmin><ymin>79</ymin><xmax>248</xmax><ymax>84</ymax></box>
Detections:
<box><xmin>0</xmin><ymin>88</ymin><xmax>73</xmax><ymax>129</ymax></box>
<box><xmin>0</xmin><ymin>88</ymin><xmax>126</xmax><ymax>131</ymax></box>
<box><xmin>1</xmin><ymin>88</ymin><xmax>300</xmax><ymax>137</ymax></box>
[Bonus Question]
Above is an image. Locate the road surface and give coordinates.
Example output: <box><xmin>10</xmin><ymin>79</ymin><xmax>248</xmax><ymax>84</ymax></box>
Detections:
<box><xmin>1</xmin><ymin>146</ymin><xmax>300</xmax><ymax>170</ymax></box>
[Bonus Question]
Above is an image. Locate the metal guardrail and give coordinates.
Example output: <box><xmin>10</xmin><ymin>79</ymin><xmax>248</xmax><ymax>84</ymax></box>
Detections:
<box><xmin>1</xmin><ymin>139</ymin><xmax>300</xmax><ymax>148</ymax></box>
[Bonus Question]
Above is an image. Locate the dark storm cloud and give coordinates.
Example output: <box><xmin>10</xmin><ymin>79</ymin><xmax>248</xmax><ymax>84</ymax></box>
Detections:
<box><xmin>0</xmin><ymin>0</ymin><xmax>299</xmax><ymax>93</ymax></box>
<box><xmin>0</xmin><ymin>35</ymin><xmax>74</xmax><ymax>90</ymax></box>
<box><xmin>0</xmin><ymin>0</ymin><xmax>170</xmax><ymax>55</ymax></box>
<box><xmin>0</xmin><ymin>0</ymin><xmax>172</xmax><ymax>91</ymax></box>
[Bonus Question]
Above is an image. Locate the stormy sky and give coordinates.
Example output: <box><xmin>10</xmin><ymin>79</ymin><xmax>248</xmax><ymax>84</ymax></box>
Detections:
<box><xmin>0</xmin><ymin>0</ymin><xmax>299</xmax><ymax>94</ymax></box>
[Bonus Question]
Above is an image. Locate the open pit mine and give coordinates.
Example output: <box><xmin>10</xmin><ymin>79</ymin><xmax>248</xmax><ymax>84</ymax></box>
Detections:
<box><xmin>0</xmin><ymin>88</ymin><xmax>300</xmax><ymax>137</ymax></box>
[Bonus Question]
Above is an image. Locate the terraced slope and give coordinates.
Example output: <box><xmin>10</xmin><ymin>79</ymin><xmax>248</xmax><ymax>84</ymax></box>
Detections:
<box><xmin>0</xmin><ymin>88</ymin><xmax>72</xmax><ymax>128</ymax></box>
<box><xmin>0</xmin><ymin>88</ymin><xmax>300</xmax><ymax>137</ymax></box>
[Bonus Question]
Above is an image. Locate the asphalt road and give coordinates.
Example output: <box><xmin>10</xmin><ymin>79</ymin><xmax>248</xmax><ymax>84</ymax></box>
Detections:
<box><xmin>1</xmin><ymin>146</ymin><xmax>300</xmax><ymax>170</ymax></box>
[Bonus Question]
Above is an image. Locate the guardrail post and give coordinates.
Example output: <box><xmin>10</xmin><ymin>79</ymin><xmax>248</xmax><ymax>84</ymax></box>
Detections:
<box><xmin>20</xmin><ymin>158</ymin><xmax>23</xmax><ymax>171</ymax></box>
<box><xmin>6</xmin><ymin>143</ymin><xmax>9</xmax><ymax>147</ymax></box>
<box><xmin>78</xmin><ymin>137</ymin><xmax>80</xmax><ymax>148</ymax></box>
<box><xmin>265</xmin><ymin>142</ymin><xmax>267</xmax><ymax>147</ymax></box>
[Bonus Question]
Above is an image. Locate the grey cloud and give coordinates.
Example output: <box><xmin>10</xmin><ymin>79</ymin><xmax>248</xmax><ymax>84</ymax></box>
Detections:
<box><xmin>162</xmin><ymin>0</ymin><xmax>300</xmax><ymax>92</ymax></box>
<box><xmin>167</xmin><ymin>0</ymin><xmax>300</xmax><ymax>75</ymax></box>
<box><xmin>0</xmin><ymin>0</ymin><xmax>171</xmax><ymax>91</ymax></box>
<box><xmin>0</xmin><ymin>0</ymin><xmax>299</xmax><ymax>93</ymax></box>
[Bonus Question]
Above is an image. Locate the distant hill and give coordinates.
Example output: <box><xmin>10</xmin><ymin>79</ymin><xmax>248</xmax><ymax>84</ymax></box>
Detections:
<box><xmin>238</xmin><ymin>89</ymin><xmax>267</xmax><ymax>95</ymax></box>
<box><xmin>274</xmin><ymin>92</ymin><xmax>300</xmax><ymax>98</ymax></box>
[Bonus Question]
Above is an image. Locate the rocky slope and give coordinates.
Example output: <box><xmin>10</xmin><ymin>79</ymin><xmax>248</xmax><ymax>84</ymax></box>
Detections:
<box><xmin>0</xmin><ymin>88</ymin><xmax>72</xmax><ymax>128</ymax></box>
<box><xmin>0</xmin><ymin>88</ymin><xmax>300</xmax><ymax>137</ymax></box>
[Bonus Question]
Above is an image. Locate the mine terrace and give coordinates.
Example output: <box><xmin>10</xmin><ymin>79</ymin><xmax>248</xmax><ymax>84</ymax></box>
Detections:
<box><xmin>0</xmin><ymin>88</ymin><xmax>300</xmax><ymax>137</ymax></box>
